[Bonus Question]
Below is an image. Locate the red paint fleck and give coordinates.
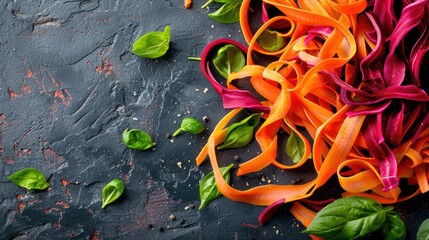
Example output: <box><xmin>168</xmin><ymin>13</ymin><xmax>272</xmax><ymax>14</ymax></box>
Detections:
<box><xmin>17</xmin><ymin>201</ymin><xmax>26</xmax><ymax>213</ymax></box>
<box><xmin>44</xmin><ymin>207</ymin><xmax>61</xmax><ymax>214</ymax></box>
<box><xmin>4</xmin><ymin>157</ymin><xmax>15</xmax><ymax>164</ymax></box>
<box><xmin>25</xmin><ymin>69</ymin><xmax>35</xmax><ymax>78</ymax></box>
<box><xmin>7</xmin><ymin>88</ymin><xmax>20</xmax><ymax>98</ymax></box>
<box><xmin>53</xmin><ymin>89</ymin><xmax>65</xmax><ymax>100</ymax></box>
<box><xmin>55</xmin><ymin>201</ymin><xmax>69</xmax><ymax>209</ymax></box>
<box><xmin>16</xmin><ymin>194</ymin><xmax>22</xmax><ymax>200</ymax></box>
<box><xmin>123</xmin><ymin>173</ymin><xmax>130</xmax><ymax>183</ymax></box>
<box><xmin>240</xmin><ymin>223</ymin><xmax>260</xmax><ymax>229</ymax></box>
<box><xmin>22</xmin><ymin>84</ymin><xmax>31</xmax><ymax>93</ymax></box>
<box><xmin>95</xmin><ymin>58</ymin><xmax>116</xmax><ymax>78</ymax></box>
<box><xmin>48</xmin><ymin>72</ymin><xmax>59</xmax><ymax>87</ymax></box>
<box><xmin>90</xmin><ymin>229</ymin><xmax>101</xmax><ymax>240</ymax></box>
<box><xmin>61</xmin><ymin>179</ymin><xmax>69</xmax><ymax>187</ymax></box>
<box><xmin>43</xmin><ymin>147</ymin><xmax>65</xmax><ymax>167</ymax></box>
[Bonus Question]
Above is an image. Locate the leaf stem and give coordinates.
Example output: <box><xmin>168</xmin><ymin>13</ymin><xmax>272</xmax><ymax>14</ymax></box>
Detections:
<box><xmin>201</xmin><ymin>0</ymin><xmax>213</xmax><ymax>9</ymax></box>
<box><xmin>173</xmin><ymin>128</ymin><xmax>182</xmax><ymax>137</ymax></box>
<box><xmin>188</xmin><ymin>56</ymin><xmax>201</xmax><ymax>61</ymax></box>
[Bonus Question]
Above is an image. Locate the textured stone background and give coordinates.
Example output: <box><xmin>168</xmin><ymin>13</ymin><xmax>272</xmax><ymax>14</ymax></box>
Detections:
<box><xmin>1</xmin><ymin>0</ymin><xmax>429</xmax><ymax>239</ymax></box>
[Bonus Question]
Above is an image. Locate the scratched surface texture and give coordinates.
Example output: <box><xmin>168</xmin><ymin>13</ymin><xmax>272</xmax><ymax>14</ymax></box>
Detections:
<box><xmin>1</xmin><ymin>0</ymin><xmax>429</xmax><ymax>240</ymax></box>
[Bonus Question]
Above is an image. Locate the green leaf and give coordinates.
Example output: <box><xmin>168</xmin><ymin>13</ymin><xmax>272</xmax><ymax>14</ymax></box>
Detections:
<box><xmin>132</xmin><ymin>25</ymin><xmax>171</xmax><ymax>58</ymax></box>
<box><xmin>213</xmin><ymin>44</ymin><xmax>245</xmax><ymax>79</ymax></box>
<box><xmin>302</xmin><ymin>196</ymin><xmax>389</xmax><ymax>240</ymax></box>
<box><xmin>173</xmin><ymin>117</ymin><xmax>205</xmax><ymax>137</ymax></box>
<box><xmin>417</xmin><ymin>218</ymin><xmax>429</xmax><ymax>240</ymax></box>
<box><xmin>217</xmin><ymin>113</ymin><xmax>262</xmax><ymax>150</ymax></box>
<box><xmin>257</xmin><ymin>29</ymin><xmax>285</xmax><ymax>52</ymax></box>
<box><xmin>208</xmin><ymin>3</ymin><xmax>241</xmax><ymax>24</ymax></box>
<box><xmin>199</xmin><ymin>164</ymin><xmax>234</xmax><ymax>209</ymax></box>
<box><xmin>215</xmin><ymin>0</ymin><xmax>243</xmax><ymax>3</ymax></box>
<box><xmin>381</xmin><ymin>211</ymin><xmax>406</xmax><ymax>240</ymax></box>
<box><xmin>102</xmin><ymin>179</ymin><xmax>125</xmax><ymax>208</ymax></box>
<box><xmin>7</xmin><ymin>168</ymin><xmax>49</xmax><ymax>190</ymax></box>
<box><xmin>217</xmin><ymin>125</ymin><xmax>254</xmax><ymax>149</ymax></box>
<box><xmin>122</xmin><ymin>128</ymin><xmax>156</xmax><ymax>150</ymax></box>
<box><xmin>286</xmin><ymin>130</ymin><xmax>306</xmax><ymax>163</ymax></box>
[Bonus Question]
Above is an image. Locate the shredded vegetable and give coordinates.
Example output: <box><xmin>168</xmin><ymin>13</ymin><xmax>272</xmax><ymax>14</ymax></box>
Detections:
<box><xmin>196</xmin><ymin>0</ymin><xmax>429</xmax><ymax>236</ymax></box>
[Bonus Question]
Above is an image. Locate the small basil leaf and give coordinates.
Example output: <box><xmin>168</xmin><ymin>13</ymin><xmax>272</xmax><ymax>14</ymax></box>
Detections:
<box><xmin>122</xmin><ymin>128</ymin><xmax>156</xmax><ymax>150</ymax></box>
<box><xmin>208</xmin><ymin>3</ymin><xmax>241</xmax><ymax>24</ymax></box>
<box><xmin>227</xmin><ymin>113</ymin><xmax>262</xmax><ymax>133</ymax></box>
<box><xmin>417</xmin><ymin>218</ymin><xmax>429</xmax><ymax>240</ymax></box>
<box><xmin>199</xmin><ymin>163</ymin><xmax>234</xmax><ymax>210</ymax></box>
<box><xmin>215</xmin><ymin>0</ymin><xmax>242</xmax><ymax>3</ymax></box>
<box><xmin>217</xmin><ymin>113</ymin><xmax>261</xmax><ymax>150</ymax></box>
<box><xmin>173</xmin><ymin>117</ymin><xmax>205</xmax><ymax>137</ymax></box>
<box><xmin>257</xmin><ymin>29</ymin><xmax>285</xmax><ymax>52</ymax></box>
<box><xmin>286</xmin><ymin>130</ymin><xmax>306</xmax><ymax>164</ymax></box>
<box><xmin>303</xmin><ymin>196</ymin><xmax>388</xmax><ymax>240</ymax></box>
<box><xmin>132</xmin><ymin>25</ymin><xmax>171</xmax><ymax>58</ymax></box>
<box><xmin>102</xmin><ymin>179</ymin><xmax>125</xmax><ymax>208</ymax></box>
<box><xmin>217</xmin><ymin>125</ymin><xmax>254</xmax><ymax>149</ymax></box>
<box><xmin>7</xmin><ymin>168</ymin><xmax>49</xmax><ymax>190</ymax></box>
<box><xmin>213</xmin><ymin>44</ymin><xmax>245</xmax><ymax>79</ymax></box>
<box><xmin>381</xmin><ymin>211</ymin><xmax>406</xmax><ymax>240</ymax></box>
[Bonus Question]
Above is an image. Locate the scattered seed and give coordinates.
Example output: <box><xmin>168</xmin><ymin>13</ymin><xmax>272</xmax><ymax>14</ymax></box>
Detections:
<box><xmin>177</xmin><ymin>162</ymin><xmax>183</xmax><ymax>168</ymax></box>
<box><xmin>233</xmin><ymin>155</ymin><xmax>240</xmax><ymax>162</ymax></box>
<box><xmin>169</xmin><ymin>214</ymin><xmax>176</xmax><ymax>221</ymax></box>
<box><xmin>203</xmin><ymin>116</ymin><xmax>209</xmax><ymax>122</ymax></box>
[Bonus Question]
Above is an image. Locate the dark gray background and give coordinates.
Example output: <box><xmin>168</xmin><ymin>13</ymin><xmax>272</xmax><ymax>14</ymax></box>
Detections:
<box><xmin>1</xmin><ymin>0</ymin><xmax>429</xmax><ymax>239</ymax></box>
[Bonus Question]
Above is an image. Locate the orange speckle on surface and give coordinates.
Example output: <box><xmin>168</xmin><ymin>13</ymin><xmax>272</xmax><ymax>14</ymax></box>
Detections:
<box><xmin>55</xmin><ymin>201</ymin><xmax>70</xmax><ymax>209</ymax></box>
<box><xmin>4</xmin><ymin>157</ymin><xmax>15</xmax><ymax>164</ymax></box>
<box><xmin>95</xmin><ymin>58</ymin><xmax>116</xmax><ymax>78</ymax></box>
<box><xmin>25</xmin><ymin>69</ymin><xmax>34</xmax><ymax>78</ymax></box>
<box><xmin>90</xmin><ymin>229</ymin><xmax>101</xmax><ymax>240</ymax></box>
<box><xmin>22</xmin><ymin>84</ymin><xmax>31</xmax><ymax>93</ymax></box>
<box><xmin>53</xmin><ymin>89</ymin><xmax>65</xmax><ymax>100</ymax></box>
<box><xmin>17</xmin><ymin>201</ymin><xmax>26</xmax><ymax>213</ymax></box>
<box><xmin>7</xmin><ymin>88</ymin><xmax>20</xmax><ymax>98</ymax></box>
<box><xmin>61</xmin><ymin>179</ymin><xmax>69</xmax><ymax>187</ymax></box>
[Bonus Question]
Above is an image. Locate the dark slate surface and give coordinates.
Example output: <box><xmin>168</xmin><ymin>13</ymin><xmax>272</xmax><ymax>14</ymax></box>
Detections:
<box><xmin>1</xmin><ymin>1</ymin><xmax>429</xmax><ymax>239</ymax></box>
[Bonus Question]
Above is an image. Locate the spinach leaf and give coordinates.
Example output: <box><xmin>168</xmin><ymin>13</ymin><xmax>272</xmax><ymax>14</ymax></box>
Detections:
<box><xmin>286</xmin><ymin>130</ymin><xmax>306</xmax><ymax>163</ymax></box>
<box><xmin>213</xmin><ymin>44</ymin><xmax>245</xmax><ymax>79</ymax></box>
<box><xmin>173</xmin><ymin>117</ymin><xmax>205</xmax><ymax>137</ymax></box>
<box><xmin>215</xmin><ymin>0</ymin><xmax>242</xmax><ymax>3</ymax></box>
<box><xmin>417</xmin><ymin>218</ymin><xmax>429</xmax><ymax>240</ymax></box>
<box><xmin>381</xmin><ymin>211</ymin><xmax>406</xmax><ymax>240</ymax></box>
<box><xmin>199</xmin><ymin>163</ymin><xmax>234</xmax><ymax>209</ymax></box>
<box><xmin>122</xmin><ymin>128</ymin><xmax>156</xmax><ymax>150</ymax></box>
<box><xmin>7</xmin><ymin>168</ymin><xmax>49</xmax><ymax>190</ymax></box>
<box><xmin>102</xmin><ymin>179</ymin><xmax>125</xmax><ymax>208</ymax></box>
<box><xmin>303</xmin><ymin>196</ymin><xmax>390</xmax><ymax>240</ymax></box>
<box><xmin>257</xmin><ymin>29</ymin><xmax>285</xmax><ymax>52</ymax></box>
<box><xmin>132</xmin><ymin>25</ymin><xmax>171</xmax><ymax>58</ymax></box>
<box><xmin>217</xmin><ymin>113</ymin><xmax>262</xmax><ymax>150</ymax></box>
<box><xmin>208</xmin><ymin>3</ymin><xmax>241</xmax><ymax>24</ymax></box>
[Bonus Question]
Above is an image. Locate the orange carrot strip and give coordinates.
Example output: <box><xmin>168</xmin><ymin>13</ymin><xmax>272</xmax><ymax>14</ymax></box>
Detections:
<box><xmin>416</xmin><ymin>163</ymin><xmax>429</xmax><ymax>193</ymax></box>
<box><xmin>184</xmin><ymin>0</ymin><xmax>192</xmax><ymax>9</ymax></box>
<box><xmin>290</xmin><ymin>202</ymin><xmax>323</xmax><ymax>240</ymax></box>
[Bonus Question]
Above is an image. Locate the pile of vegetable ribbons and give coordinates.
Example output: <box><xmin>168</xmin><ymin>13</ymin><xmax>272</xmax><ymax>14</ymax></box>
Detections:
<box><xmin>196</xmin><ymin>0</ymin><xmax>429</xmax><ymax>236</ymax></box>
